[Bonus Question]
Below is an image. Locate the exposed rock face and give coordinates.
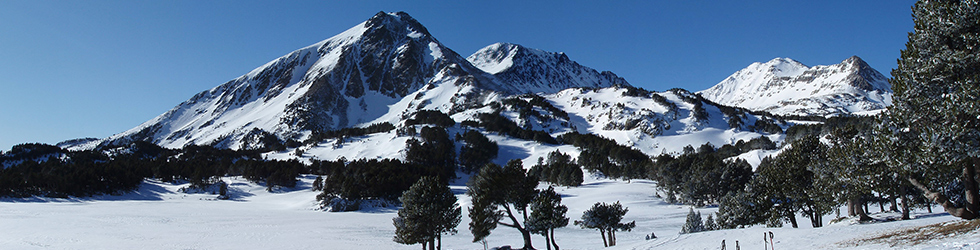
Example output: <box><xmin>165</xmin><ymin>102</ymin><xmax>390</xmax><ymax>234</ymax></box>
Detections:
<box><xmin>698</xmin><ymin>56</ymin><xmax>892</xmax><ymax>116</ymax></box>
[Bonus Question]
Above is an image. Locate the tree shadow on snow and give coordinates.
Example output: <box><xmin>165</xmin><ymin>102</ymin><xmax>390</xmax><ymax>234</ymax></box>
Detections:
<box><xmin>493</xmin><ymin>143</ymin><xmax>532</xmax><ymax>166</ymax></box>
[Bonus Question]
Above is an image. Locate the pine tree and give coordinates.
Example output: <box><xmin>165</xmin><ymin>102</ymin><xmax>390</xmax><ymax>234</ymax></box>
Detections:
<box><xmin>717</xmin><ymin>189</ymin><xmax>771</xmax><ymax>229</ymax></box>
<box><xmin>217</xmin><ymin>180</ymin><xmax>229</xmax><ymax>200</ymax></box>
<box><xmin>574</xmin><ymin>201</ymin><xmax>635</xmax><ymax>247</ymax></box>
<box><xmin>526</xmin><ymin>186</ymin><xmax>569</xmax><ymax>250</ymax></box>
<box><xmin>467</xmin><ymin>160</ymin><xmax>539</xmax><ymax>249</ymax></box>
<box><xmin>704</xmin><ymin>213</ymin><xmax>719</xmax><ymax>231</ymax></box>
<box><xmin>752</xmin><ymin>136</ymin><xmax>835</xmax><ymax>228</ymax></box>
<box><xmin>680</xmin><ymin>207</ymin><xmax>704</xmax><ymax>234</ymax></box>
<box><xmin>393</xmin><ymin>176</ymin><xmax>461</xmax><ymax>250</ymax></box>
<box><xmin>827</xmin><ymin>127</ymin><xmax>881</xmax><ymax>221</ymax></box>
<box><xmin>886</xmin><ymin>0</ymin><xmax>980</xmax><ymax>220</ymax></box>
<box><xmin>311</xmin><ymin>175</ymin><xmax>324</xmax><ymax>191</ymax></box>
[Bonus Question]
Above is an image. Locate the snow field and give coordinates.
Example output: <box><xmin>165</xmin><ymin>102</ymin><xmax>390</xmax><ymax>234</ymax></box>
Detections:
<box><xmin>2</xmin><ymin>174</ymin><xmax>975</xmax><ymax>250</ymax></box>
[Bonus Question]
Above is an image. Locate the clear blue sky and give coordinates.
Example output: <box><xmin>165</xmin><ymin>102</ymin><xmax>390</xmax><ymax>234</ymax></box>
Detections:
<box><xmin>0</xmin><ymin>0</ymin><xmax>915</xmax><ymax>151</ymax></box>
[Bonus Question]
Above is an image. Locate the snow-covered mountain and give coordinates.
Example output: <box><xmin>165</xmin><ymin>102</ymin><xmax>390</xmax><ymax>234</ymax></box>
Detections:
<box><xmin>466</xmin><ymin>43</ymin><xmax>627</xmax><ymax>93</ymax></box>
<box><xmin>697</xmin><ymin>56</ymin><xmax>892</xmax><ymax>117</ymax></box>
<box><xmin>73</xmin><ymin>12</ymin><xmax>625</xmax><ymax>151</ymax></box>
<box><xmin>257</xmin><ymin>84</ymin><xmax>790</xmax><ymax>168</ymax></box>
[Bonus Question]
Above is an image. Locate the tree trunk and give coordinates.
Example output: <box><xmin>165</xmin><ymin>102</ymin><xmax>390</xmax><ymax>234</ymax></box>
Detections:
<box><xmin>787</xmin><ymin>214</ymin><xmax>798</xmax><ymax>228</ymax></box>
<box><xmin>520</xmin><ymin>229</ymin><xmax>533</xmax><ymax>250</ymax></box>
<box><xmin>501</xmin><ymin>205</ymin><xmax>535</xmax><ymax>249</ymax></box>
<box><xmin>804</xmin><ymin>208</ymin><xmax>821</xmax><ymax>228</ymax></box>
<box><xmin>965</xmin><ymin>158</ymin><xmax>980</xmax><ymax>215</ymax></box>
<box><xmin>890</xmin><ymin>196</ymin><xmax>899</xmax><ymax>212</ymax></box>
<box><xmin>901</xmin><ymin>185</ymin><xmax>911</xmax><ymax>220</ymax></box>
<box><xmin>849</xmin><ymin>196</ymin><xmax>873</xmax><ymax>221</ymax></box>
<box><xmin>606</xmin><ymin>229</ymin><xmax>616</xmax><ymax>246</ymax></box>
<box><xmin>599</xmin><ymin>228</ymin><xmax>607</xmax><ymax>247</ymax></box>
<box><xmin>550</xmin><ymin>229</ymin><xmax>559</xmax><ymax>250</ymax></box>
<box><xmin>878</xmin><ymin>200</ymin><xmax>885</xmax><ymax>213</ymax></box>
<box><xmin>544</xmin><ymin>230</ymin><xmax>551</xmax><ymax>250</ymax></box>
<box><xmin>437</xmin><ymin>234</ymin><xmax>442</xmax><ymax>250</ymax></box>
<box><xmin>909</xmin><ymin>159</ymin><xmax>980</xmax><ymax>220</ymax></box>
<box><xmin>810</xmin><ymin>209</ymin><xmax>822</xmax><ymax>227</ymax></box>
<box><xmin>428</xmin><ymin>239</ymin><xmax>435</xmax><ymax>250</ymax></box>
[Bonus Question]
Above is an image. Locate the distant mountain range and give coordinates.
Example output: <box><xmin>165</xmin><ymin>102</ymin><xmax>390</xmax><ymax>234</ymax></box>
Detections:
<box><xmin>62</xmin><ymin>11</ymin><xmax>893</xmax><ymax>164</ymax></box>
<box><xmin>698</xmin><ymin>56</ymin><xmax>892</xmax><ymax>117</ymax></box>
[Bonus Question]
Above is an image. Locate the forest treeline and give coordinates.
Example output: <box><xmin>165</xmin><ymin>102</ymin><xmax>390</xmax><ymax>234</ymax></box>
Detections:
<box><xmin>0</xmin><ymin>142</ymin><xmax>304</xmax><ymax>198</ymax></box>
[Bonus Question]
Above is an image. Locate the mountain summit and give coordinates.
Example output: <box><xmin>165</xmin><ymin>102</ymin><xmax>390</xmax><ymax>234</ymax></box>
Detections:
<box><xmin>467</xmin><ymin>43</ymin><xmax>627</xmax><ymax>93</ymax></box>
<box><xmin>698</xmin><ymin>56</ymin><xmax>892</xmax><ymax>116</ymax></box>
<box><xmin>80</xmin><ymin>12</ymin><xmax>625</xmax><ymax>151</ymax></box>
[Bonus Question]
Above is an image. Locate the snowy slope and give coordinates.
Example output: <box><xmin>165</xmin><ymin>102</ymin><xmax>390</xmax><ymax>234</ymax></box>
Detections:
<box><xmin>545</xmin><ymin>86</ymin><xmax>788</xmax><ymax>156</ymax></box>
<box><xmin>467</xmin><ymin>42</ymin><xmax>628</xmax><ymax>93</ymax></box>
<box><xmin>1</xmin><ymin>175</ymin><xmax>972</xmax><ymax>250</ymax></box>
<box><xmin>698</xmin><ymin>56</ymin><xmax>892</xmax><ymax>117</ymax></box>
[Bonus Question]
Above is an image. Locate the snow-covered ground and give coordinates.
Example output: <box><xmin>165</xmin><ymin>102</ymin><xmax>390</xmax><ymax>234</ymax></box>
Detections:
<box><xmin>2</xmin><ymin>175</ymin><xmax>977</xmax><ymax>250</ymax></box>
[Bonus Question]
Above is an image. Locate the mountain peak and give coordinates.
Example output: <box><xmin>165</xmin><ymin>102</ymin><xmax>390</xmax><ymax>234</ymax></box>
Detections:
<box><xmin>364</xmin><ymin>11</ymin><xmax>431</xmax><ymax>39</ymax></box>
<box><xmin>841</xmin><ymin>55</ymin><xmax>873</xmax><ymax>71</ymax></box>
<box><xmin>843</xmin><ymin>55</ymin><xmax>864</xmax><ymax>63</ymax></box>
<box><xmin>467</xmin><ymin>42</ymin><xmax>556</xmax><ymax>74</ymax></box>
<box><xmin>765</xmin><ymin>57</ymin><xmax>803</xmax><ymax>65</ymax></box>
<box><xmin>750</xmin><ymin>57</ymin><xmax>808</xmax><ymax>78</ymax></box>
<box><xmin>698</xmin><ymin>56</ymin><xmax>893</xmax><ymax>116</ymax></box>
<box><xmin>466</xmin><ymin>43</ymin><xmax>628</xmax><ymax>93</ymax></box>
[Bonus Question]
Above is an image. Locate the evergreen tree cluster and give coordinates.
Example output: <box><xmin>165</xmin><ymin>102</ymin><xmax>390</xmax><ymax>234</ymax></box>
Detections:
<box><xmin>473</xmin><ymin>113</ymin><xmax>559</xmax><ymax>144</ymax></box>
<box><xmin>0</xmin><ymin>142</ymin><xmax>306</xmax><ymax>198</ymax></box>
<box><xmin>457</xmin><ymin>130</ymin><xmax>498</xmax><ymax>173</ymax></box>
<box><xmin>303</xmin><ymin>122</ymin><xmax>395</xmax><ymax>145</ymax></box>
<box><xmin>0</xmin><ymin>143</ymin><xmax>66</xmax><ymax>164</ymax></box>
<box><xmin>652</xmin><ymin>142</ymin><xmax>755</xmax><ymax>206</ymax></box>
<box><xmin>784</xmin><ymin>116</ymin><xmax>876</xmax><ymax>144</ymax></box>
<box><xmin>466</xmin><ymin>160</ymin><xmax>582</xmax><ymax>250</ymax></box>
<box><xmin>405</xmin><ymin>110</ymin><xmax>456</xmax><ymax>127</ymax></box>
<box><xmin>715</xmin><ymin>121</ymin><xmax>931</xmax><ymax>229</ymax></box>
<box><xmin>619</xmin><ymin>84</ymin><xmax>654</xmax><ymax>98</ymax></box>
<box><xmin>717</xmin><ymin>136</ymin><xmax>839</xmax><ymax>228</ymax></box>
<box><xmin>529</xmin><ymin>150</ymin><xmax>584</xmax><ymax>187</ymax></box>
<box><xmin>0</xmin><ymin>154</ymin><xmax>146</xmax><ymax>198</ymax></box>
<box><xmin>679</xmin><ymin>208</ymin><xmax>720</xmax><ymax>234</ymax></box>
<box><xmin>558</xmin><ymin>132</ymin><xmax>651</xmax><ymax>180</ymax></box>
<box><xmin>882</xmin><ymin>0</ymin><xmax>980</xmax><ymax>220</ymax></box>
<box><xmin>405</xmin><ymin>126</ymin><xmax>457</xmax><ymax>182</ymax></box>
<box><xmin>751</xmin><ymin>118</ymin><xmax>784</xmax><ymax>134</ymax></box>
<box><xmin>498</xmin><ymin>94</ymin><xmax>570</xmax><ymax>122</ymax></box>
<box><xmin>680</xmin><ymin>208</ymin><xmax>704</xmax><ymax>234</ymax></box>
<box><xmin>315</xmin><ymin>159</ymin><xmax>433</xmax><ymax>203</ymax></box>
<box><xmin>237</xmin><ymin>159</ymin><xmax>304</xmax><ymax>190</ymax></box>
